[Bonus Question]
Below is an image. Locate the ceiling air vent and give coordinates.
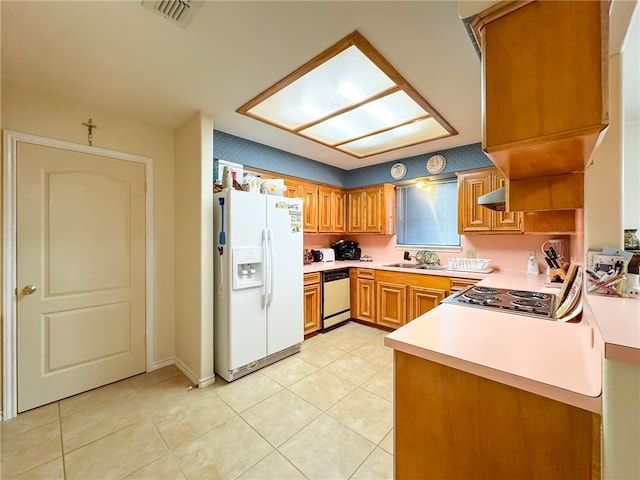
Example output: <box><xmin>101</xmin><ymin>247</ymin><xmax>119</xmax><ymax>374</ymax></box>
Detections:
<box><xmin>141</xmin><ymin>0</ymin><xmax>202</xmax><ymax>28</ymax></box>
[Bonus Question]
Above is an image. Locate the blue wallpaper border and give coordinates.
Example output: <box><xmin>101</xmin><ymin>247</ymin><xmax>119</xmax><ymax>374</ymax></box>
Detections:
<box><xmin>213</xmin><ymin>130</ymin><xmax>493</xmax><ymax>188</ymax></box>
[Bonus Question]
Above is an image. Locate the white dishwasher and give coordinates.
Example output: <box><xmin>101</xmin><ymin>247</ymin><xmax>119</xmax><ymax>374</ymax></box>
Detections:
<box><xmin>322</xmin><ymin>268</ymin><xmax>351</xmax><ymax>330</ymax></box>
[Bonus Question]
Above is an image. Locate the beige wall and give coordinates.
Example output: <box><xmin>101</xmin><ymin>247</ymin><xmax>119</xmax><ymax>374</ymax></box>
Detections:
<box><xmin>1</xmin><ymin>85</ymin><xmax>177</xmax><ymax>368</ymax></box>
<box><xmin>587</xmin><ymin>42</ymin><xmax>640</xmax><ymax>478</ymax></box>
<box><xmin>585</xmin><ymin>53</ymin><xmax>623</xmax><ymax>250</ymax></box>
<box><xmin>174</xmin><ymin>111</ymin><xmax>214</xmax><ymax>385</ymax></box>
<box><xmin>602</xmin><ymin>359</ymin><xmax>640</xmax><ymax>479</ymax></box>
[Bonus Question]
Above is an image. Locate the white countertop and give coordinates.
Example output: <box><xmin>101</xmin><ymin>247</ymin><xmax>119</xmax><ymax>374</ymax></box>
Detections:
<box><xmin>586</xmin><ymin>293</ymin><xmax>640</xmax><ymax>365</ymax></box>
<box><xmin>384</xmin><ymin>271</ymin><xmax>603</xmax><ymax>413</ymax></box>
<box><xmin>304</xmin><ymin>262</ymin><xmax>638</xmax><ymax>410</ymax></box>
<box><xmin>303</xmin><ymin>260</ymin><xmax>489</xmax><ymax>280</ymax></box>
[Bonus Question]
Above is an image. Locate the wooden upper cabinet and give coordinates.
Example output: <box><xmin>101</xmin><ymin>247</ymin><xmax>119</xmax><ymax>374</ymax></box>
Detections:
<box><xmin>301</xmin><ymin>184</ymin><xmax>318</xmax><ymax>232</ymax></box>
<box><xmin>457</xmin><ymin>168</ymin><xmax>522</xmax><ymax>234</ymax></box>
<box><xmin>348</xmin><ymin>190</ymin><xmax>365</xmax><ymax>232</ymax></box>
<box><xmin>473</xmin><ymin>0</ymin><xmax>608</xmax><ymax>180</ymax></box>
<box><xmin>491</xmin><ymin>173</ymin><xmax>521</xmax><ymax>231</ymax></box>
<box><xmin>348</xmin><ymin>184</ymin><xmax>395</xmax><ymax>234</ymax></box>
<box><xmin>318</xmin><ymin>186</ymin><xmax>347</xmax><ymax>234</ymax></box>
<box><xmin>457</xmin><ymin>169</ymin><xmax>493</xmax><ymax>232</ymax></box>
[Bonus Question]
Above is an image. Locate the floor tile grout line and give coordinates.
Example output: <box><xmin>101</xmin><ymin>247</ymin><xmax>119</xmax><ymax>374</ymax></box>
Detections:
<box><xmin>5</xmin><ymin>322</ymin><xmax>392</xmax><ymax>480</ymax></box>
<box><xmin>57</xmin><ymin>402</ymin><xmax>68</xmax><ymax>480</ymax></box>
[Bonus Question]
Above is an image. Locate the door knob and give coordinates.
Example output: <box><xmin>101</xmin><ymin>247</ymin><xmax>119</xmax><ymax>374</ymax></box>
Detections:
<box><xmin>22</xmin><ymin>285</ymin><xmax>37</xmax><ymax>295</ymax></box>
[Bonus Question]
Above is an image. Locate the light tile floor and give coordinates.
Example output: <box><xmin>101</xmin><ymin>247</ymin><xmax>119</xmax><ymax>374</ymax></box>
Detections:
<box><xmin>1</xmin><ymin>321</ymin><xmax>394</xmax><ymax>480</ymax></box>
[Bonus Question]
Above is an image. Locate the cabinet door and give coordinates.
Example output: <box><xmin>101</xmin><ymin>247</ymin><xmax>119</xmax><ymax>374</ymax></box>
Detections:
<box><xmin>348</xmin><ymin>191</ymin><xmax>365</xmax><ymax>232</ymax></box>
<box><xmin>458</xmin><ymin>170</ymin><xmax>492</xmax><ymax>232</ymax></box>
<box><xmin>301</xmin><ymin>184</ymin><xmax>318</xmax><ymax>232</ymax></box>
<box><xmin>491</xmin><ymin>173</ymin><xmax>521</xmax><ymax>231</ymax></box>
<box><xmin>317</xmin><ymin>188</ymin><xmax>333</xmax><ymax>233</ymax></box>
<box><xmin>363</xmin><ymin>187</ymin><xmax>383</xmax><ymax>233</ymax></box>
<box><xmin>303</xmin><ymin>283</ymin><xmax>321</xmax><ymax>335</ymax></box>
<box><xmin>354</xmin><ymin>278</ymin><xmax>376</xmax><ymax>324</ymax></box>
<box><xmin>408</xmin><ymin>287</ymin><xmax>446</xmax><ymax>322</ymax></box>
<box><xmin>377</xmin><ymin>282</ymin><xmax>407</xmax><ymax>329</ymax></box>
<box><xmin>480</xmin><ymin>1</ymin><xmax>606</xmax><ymax>179</ymax></box>
<box><xmin>333</xmin><ymin>191</ymin><xmax>347</xmax><ymax>233</ymax></box>
<box><xmin>284</xmin><ymin>183</ymin><xmax>299</xmax><ymax>199</ymax></box>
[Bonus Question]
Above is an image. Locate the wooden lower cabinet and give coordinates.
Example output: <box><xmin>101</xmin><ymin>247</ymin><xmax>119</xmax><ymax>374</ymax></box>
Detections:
<box><xmin>303</xmin><ymin>273</ymin><xmax>321</xmax><ymax>335</ymax></box>
<box><xmin>377</xmin><ymin>282</ymin><xmax>407</xmax><ymax>329</ymax></box>
<box><xmin>373</xmin><ymin>271</ymin><xmax>449</xmax><ymax>328</ymax></box>
<box><xmin>394</xmin><ymin>350</ymin><xmax>601</xmax><ymax>479</ymax></box>
<box><xmin>351</xmin><ymin>268</ymin><xmax>376</xmax><ymax>324</ymax></box>
<box><xmin>450</xmin><ymin>277</ymin><xmax>478</xmax><ymax>293</ymax></box>
<box><xmin>408</xmin><ymin>286</ymin><xmax>446</xmax><ymax>321</ymax></box>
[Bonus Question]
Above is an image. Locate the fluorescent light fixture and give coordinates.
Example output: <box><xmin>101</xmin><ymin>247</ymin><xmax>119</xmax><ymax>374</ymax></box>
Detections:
<box><xmin>237</xmin><ymin>31</ymin><xmax>457</xmax><ymax>159</ymax></box>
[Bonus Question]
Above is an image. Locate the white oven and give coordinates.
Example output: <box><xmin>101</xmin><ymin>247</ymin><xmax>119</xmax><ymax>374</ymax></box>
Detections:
<box><xmin>322</xmin><ymin>269</ymin><xmax>351</xmax><ymax>329</ymax></box>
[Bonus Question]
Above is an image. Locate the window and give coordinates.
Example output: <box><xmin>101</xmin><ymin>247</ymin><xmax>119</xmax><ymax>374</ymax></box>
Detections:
<box><xmin>395</xmin><ymin>179</ymin><xmax>460</xmax><ymax>247</ymax></box>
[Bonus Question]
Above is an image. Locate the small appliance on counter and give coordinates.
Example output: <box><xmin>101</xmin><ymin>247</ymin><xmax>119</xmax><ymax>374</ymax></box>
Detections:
<box><xmin>331</xmin><ymin>240</ymin><xmax>361</xmax><ymax>261</ymax></box>
<box><xmin>319</xmin><ymin>248</ymin><xmax>335</xmax><ymax>262</ymax></box>
<box><xmin>311</xmin><ymin>249</ymin><xmax>324</xmax><ymax>262</ymax></box>
<box><xmin>304</xmin><ymin>249</ymin><xmax>313</xmax><ymax>265</ymax></box>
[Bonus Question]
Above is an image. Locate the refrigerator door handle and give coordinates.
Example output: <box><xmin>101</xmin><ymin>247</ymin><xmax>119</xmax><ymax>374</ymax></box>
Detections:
<box><xmin>262</xmin><ymin>228</ymin><xmax>269</xmax><ymax>307</ymax></box>
<box><xmin>267</xmin><ymin>228</ymin><xmax>275</xmax><ymax>305</ymax></box>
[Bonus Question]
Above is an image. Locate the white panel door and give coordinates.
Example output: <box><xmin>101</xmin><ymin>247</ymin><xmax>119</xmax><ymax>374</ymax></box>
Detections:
<box><xmin>265</xmin><ymin>195</ymin><xmax>303</xmax><ymax>355</ymax></box>
<box><xmin>16</xmin><ymin>142</ymin><xmax>146</xmax><ymax>412</ymax></box>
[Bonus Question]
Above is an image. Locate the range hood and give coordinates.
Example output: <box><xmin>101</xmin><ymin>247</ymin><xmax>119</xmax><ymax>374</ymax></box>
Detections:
<box><xmin>477</xmin><ymin>187</ymin><xmax>506</xmax><ymax>211</ymax></box>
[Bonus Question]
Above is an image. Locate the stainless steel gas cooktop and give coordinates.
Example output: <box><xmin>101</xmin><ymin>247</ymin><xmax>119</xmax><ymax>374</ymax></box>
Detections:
<box><xmin>442</xmin><ymin>285</ymin><xmax>556</xmax><ymax>320</ymax></box>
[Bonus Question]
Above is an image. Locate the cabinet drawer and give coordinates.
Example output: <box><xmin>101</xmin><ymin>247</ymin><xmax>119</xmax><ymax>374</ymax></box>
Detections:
<box><xmin>304</xmin><ymin>272</ymin><xmax>321</xmax><ymax>286</ymax></box>
<box><xmin>450</xmin><ymin>277</ymin><xmax>478</xmax><ymax>292</ymax></box>
<box><xmin>356</xmin><ymin>268</ymin><xmax>376</xmax><ymax>280</ymax></box>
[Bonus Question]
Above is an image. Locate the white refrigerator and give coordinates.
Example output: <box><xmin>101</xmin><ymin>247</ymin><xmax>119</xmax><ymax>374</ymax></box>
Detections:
<box><xmin>213</xmin><ymin>189</ymin><xmax>304</xmax><ymax>382</ymax></box>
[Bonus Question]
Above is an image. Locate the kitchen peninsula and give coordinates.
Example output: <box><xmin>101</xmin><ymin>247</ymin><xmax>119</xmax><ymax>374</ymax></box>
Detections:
<box><xmin>384</xmin><ymin>270</ymin><xmax>602</xmax><ymax>479</ymax></box>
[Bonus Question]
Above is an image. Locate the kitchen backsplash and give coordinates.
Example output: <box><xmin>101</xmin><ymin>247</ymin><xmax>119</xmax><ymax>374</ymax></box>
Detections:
<box><xmin>304</xmin><ymin>233</ymin><xmax>573</xmax><ymax>274</ymax></box>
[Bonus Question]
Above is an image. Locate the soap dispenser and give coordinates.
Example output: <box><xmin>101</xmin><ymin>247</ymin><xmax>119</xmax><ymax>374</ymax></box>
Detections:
<box><xmin>526</xmin><ymin>251</ymin><xmax>540</xmax><ymax>275</ymax></box>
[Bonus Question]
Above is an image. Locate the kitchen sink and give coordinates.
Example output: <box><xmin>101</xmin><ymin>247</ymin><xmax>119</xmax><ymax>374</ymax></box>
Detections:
<box><xmin>382</xmin><ymin>263</ymin><xmax>447</xmax><ymax>270</ymax></box>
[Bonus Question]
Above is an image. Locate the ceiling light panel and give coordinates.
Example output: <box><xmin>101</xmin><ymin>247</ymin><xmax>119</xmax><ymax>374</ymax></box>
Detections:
<box><xmin>300</xmin><ymin>91</ymin><xmax>428</xmax><ymax>145</ymax></box>
<box><xmin>247</xmin><ymin>46</ymin><xmax>394</xmax><ymax>130</ymax></box>
<box><xmin>337</xmin><ymin>117</ymin><xmax>450</xmax><ymax>157</ymax></box>
<box><xmin>237</xmin><ymin>31</ymin><xmax>457</xmax><ymax>159</ymax></box>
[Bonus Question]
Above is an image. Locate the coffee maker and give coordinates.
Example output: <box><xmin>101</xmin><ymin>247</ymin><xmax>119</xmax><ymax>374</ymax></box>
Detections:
<box><xmin>331</xmin><ymin>240</ymin><xmax>361</xmax><ymax>261</ymax></box>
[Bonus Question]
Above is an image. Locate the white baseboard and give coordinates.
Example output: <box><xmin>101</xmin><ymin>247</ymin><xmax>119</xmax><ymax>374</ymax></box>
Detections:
<box><xmin>174</xmin><ymin>357</ymin><xmax>216</xmax><ymax>388</ymax></box>
<box><xmin>151</xmin><ymin>358</ymin><xmax>175</xmax><ymax>371</ymax></box>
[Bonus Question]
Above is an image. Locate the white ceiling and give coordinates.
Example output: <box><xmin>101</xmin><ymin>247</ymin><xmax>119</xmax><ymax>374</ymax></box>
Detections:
<box><xmin>1</xmin><ymin>1</ymin><xmax>482</xmax><ymax>170</ymax></box>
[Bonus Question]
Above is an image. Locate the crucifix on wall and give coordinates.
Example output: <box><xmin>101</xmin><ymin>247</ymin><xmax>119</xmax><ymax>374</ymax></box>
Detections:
<box><xmin>82</xmin><ymin>118</ymin><xmax>98</xmax><ymax>146</ymax></box>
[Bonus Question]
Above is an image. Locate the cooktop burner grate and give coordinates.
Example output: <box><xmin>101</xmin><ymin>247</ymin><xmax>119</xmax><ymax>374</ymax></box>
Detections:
<box><xmin>511</xmin><ymin>299</ymin><xmax>548</xmax><ymax>309</ymax></box>
<box><xmin>472</xmin><ymin>286</ymin><xmax>500</xmax><ymax>295</ymax></box>
<box><xmin>462</xmin><ymin>293</ymin><xmax>502</xmax><ymax>303</ymax></box>
<box><xmin>507</xmin><ymin>290</ymin><xmax>551</xmax><ymax>300</ymax></box>
<box><xmin>442</xmin><ymin>285</ymin><xmax>555</xmax><ymax>320</ymax></box>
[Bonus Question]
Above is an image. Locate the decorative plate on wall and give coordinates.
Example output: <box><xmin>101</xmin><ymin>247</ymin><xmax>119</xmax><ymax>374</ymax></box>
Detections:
<box><xmin>390</xmin><ymin>162</ymin><xmax>407</xmax><ymax>179</ymax></box>
<box><xmin>426</xmin><ymin>154</ymin><xmax>446</xmax><ymax>174</ymax></box>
